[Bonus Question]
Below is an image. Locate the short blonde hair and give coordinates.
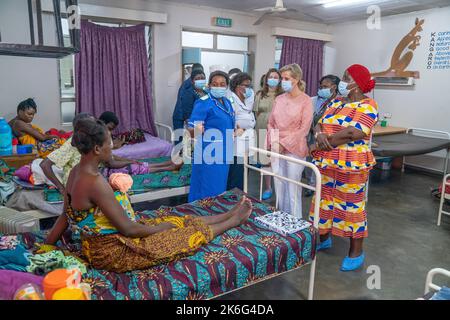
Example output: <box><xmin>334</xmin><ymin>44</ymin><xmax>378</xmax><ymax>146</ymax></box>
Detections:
<box><xmin>280</xmin><ymin>63</ymin><xmax>306</xmax><ymax>92</ymax></box>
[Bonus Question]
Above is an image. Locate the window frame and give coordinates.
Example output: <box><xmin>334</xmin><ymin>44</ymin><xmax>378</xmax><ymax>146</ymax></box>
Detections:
<box><xmin>181</xmin><ymin>29</ymin><xmax>252</xmax><ymax>80</ymax></box>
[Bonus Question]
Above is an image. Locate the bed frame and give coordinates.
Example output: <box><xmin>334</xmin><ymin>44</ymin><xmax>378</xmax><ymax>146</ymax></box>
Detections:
<box><xmin>403</xmin><ymin>128</ymin><xmax>450</xmax><ymax>175</ymax></box>
<box><xmin>129</xmin><ymin>122</ymin><xmax>190</xmax><ymax>204</ymax></box>
<box><xmin>424</xmin><ymin>268</ymin><xmax>450</xmax><ymax>296</ymax></box>
<box><xmin>243</xmin><ymin>146</ymin><xmax>321</xmax><ymax>300</ymax></box>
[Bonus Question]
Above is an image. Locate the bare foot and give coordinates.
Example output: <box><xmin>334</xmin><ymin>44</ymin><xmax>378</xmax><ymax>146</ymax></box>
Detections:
<box><xmin>240</xmin><ymin>198</ymin><xmax>253</xmax><ymax>223</ymax></box>
<box><xmin>231</xmin><ymin>198</ymin><xmax>252</xmax><ymax>226</ymax></box>
<box><xmin>228</xmin><ymin>196</ymin><xmax>246</xmax><ymax>217</ymax></box>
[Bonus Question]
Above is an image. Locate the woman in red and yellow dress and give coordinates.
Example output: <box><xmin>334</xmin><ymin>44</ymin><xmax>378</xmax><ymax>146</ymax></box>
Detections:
<box><xmin>309</xmin><ymin>64</ymin><xmax>378</xmax><ymax>272</ymax></box>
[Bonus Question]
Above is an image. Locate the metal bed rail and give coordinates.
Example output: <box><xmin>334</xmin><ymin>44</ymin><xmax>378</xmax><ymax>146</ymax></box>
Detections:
<box><xmin>438</xmin><ymin>173</ymin><xmax>450</xmax><ymax>226</ymax></box>
<box><xmin>155</xmin><ymin>122</ymin><xmax>174</xmax><ymax>144</ymax></box>
<box><xmin>243</xmin><ymin>146</ymin><xmax>322</xmax><ymax>300</ymax></box>
<box><xmin>425</xmin><ymin>268</ymin><xmax>450</xmax><ymax>295</ymax></box>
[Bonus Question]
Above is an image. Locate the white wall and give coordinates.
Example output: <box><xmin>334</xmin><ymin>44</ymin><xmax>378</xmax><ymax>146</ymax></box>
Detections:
<box><xmin>324</xmin><ymin>7</ymin><xmax>450</xmax><ymax>172</ymax></box>
<box><xmin>0</xmin><ymin>0</ymin><xmax>330</xmax><ymax>130</ymax></box>
<box><xmin>324</xmin><ymin>7</ymin><xmax>450</xmax><ymax>132</ymax></box>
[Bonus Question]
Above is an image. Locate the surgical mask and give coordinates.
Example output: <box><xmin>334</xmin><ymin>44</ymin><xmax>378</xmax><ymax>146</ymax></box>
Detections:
<box><xmin>194</xmin><ymin>79</ymin><xmax>207</xmax><ymax>90</ymax></box>
<box><xmin>338</xmin><ymin>81</ymin><xmax>354</xmax><ymax>97</ymax></box>
<box><xmin>282</xmin><ymin>80</ymin><xmax>293</xmax><ymax>93</ymax></box>
<box><xmin>210</xmin><ymin>87</ymin><xmax>227</xmax><ymax>99</ymax></box>
<box><xmin>244</xmin><ymin>87</ymin><xmax>254</xmax><ymax>99</ymax></box>
<box><xmin>318</xmin><ymin>88</ymin><xmax>333</xmax><ymax>99</ymax></box>
<box><xmin>267</xmin><ymin>78</ymin><xmax>279</xmax><ymax>88</ymax></box>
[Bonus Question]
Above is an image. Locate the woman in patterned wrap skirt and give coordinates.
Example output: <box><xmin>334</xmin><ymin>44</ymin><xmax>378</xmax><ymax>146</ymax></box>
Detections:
<box><xmin>309</xmin><ymin>64</ymin><xmax>378</xmax><ymax>272</ymax></box>
<box><xmin>45</xmin><ymin>118</ymin><xmax>252</xmax><ymax>273</ymax></box>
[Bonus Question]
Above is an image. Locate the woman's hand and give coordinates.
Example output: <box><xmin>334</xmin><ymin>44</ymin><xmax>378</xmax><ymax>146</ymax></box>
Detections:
<box><xmin>195</xmin><ymin>123</ymin><xmax>205</xmax><ymax>134</ymax></box>
<box><xmin>235</xmin><ymin>128</ymin><xmax>245</xmax><ymax>137</ymax></box>
<box><xmin>316</xmin><ymin>133</ymin><xmax>333</xmax><ymax>151</ymax></box>
<box><xmin>272</xmin><ymin>141</ymin><xmax>285</xmax><ymax>154</ymax></box>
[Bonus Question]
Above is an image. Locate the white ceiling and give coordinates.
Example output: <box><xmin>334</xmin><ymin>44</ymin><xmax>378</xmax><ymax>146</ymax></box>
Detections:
<box><xmin>159</xmin><ymin>0</ymin><xmax>450</xmax><ymax>24</ymax></box>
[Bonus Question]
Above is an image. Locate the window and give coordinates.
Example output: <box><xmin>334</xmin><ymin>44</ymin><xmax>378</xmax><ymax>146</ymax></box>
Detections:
<box><xmin>182</xmin><ymin>31</ymin><xmax>214</xmax><ymax>49</ymax></box>
<box><xmin>181</xmin><ymin>31</ymin><xmax>251</xmax><ymax>78</ymax></box>
<box><xmin>274</xmin><ymin>37</ymin><xmax>283</xmax><ymax>69</ymax></box>
<box><xmin>58</xmin><ymin>19</ymin><xmax>152</xmax><ymax>125</ymax></box>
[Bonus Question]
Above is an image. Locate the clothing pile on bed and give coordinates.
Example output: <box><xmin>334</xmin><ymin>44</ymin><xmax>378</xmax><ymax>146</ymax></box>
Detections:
<box><xmin>0</xmin><ymin>160</ymin><xmax>16</xmax><ymax>205</ymax></box>
<box><xmin>0</xmin><ymin>190</ymin><xmax>317</xmax><ymax>300</ymax></box>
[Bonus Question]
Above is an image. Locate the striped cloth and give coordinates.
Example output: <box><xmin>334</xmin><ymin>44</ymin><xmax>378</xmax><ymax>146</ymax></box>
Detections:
<box><xmin>309</xmin><ymin>98</ymin><xmax>378</xmax><ymax>238</ymax></box>
<box><xmin>312</xmin><ymin>98</ymin><xmax>378</xmax><ymax>171</ymax></box>
<box><xmin>309</xmin><ymin>167</ymin><xmax>369</xmax><ymax>238</ymax></box>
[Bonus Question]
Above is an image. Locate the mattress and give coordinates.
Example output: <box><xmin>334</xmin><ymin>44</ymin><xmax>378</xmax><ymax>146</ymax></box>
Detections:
<box><xmin>112</xmin><ymin>133</ymin><xmax>173</xmax><ymax>160</ymax></box>
<box><xmin>372</xmin><ymin>133</ymin><xmax>450</xmax><ymax>157</ymax></box>
<box><xmin>0</xmin><ymin>189</ymin><xmax>317</xmax><ymax>300</ymax></box>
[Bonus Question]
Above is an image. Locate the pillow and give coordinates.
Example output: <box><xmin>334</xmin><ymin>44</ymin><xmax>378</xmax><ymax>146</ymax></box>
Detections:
<box><xmin>113</xmin><ymin>128</ymin><xmax>146</xmax><ymax>145</ymax></box>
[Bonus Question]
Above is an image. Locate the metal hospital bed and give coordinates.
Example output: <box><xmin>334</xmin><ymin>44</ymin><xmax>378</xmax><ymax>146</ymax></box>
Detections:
<box><xmin>128</xmin><ymin>122</ymin><xmax>190</xmax><ymax>204</ymax></box>
<box><xmin>244</xmin><ymin>146</ymin><xmax>321</xmax><ymax>300</ymax></box>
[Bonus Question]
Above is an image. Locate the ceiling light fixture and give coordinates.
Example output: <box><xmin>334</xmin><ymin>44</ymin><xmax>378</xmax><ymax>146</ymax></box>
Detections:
<box><xmin>322</xmin><ymin>0</ymin><xmax>376</xmax><ymax>9</ymax></box>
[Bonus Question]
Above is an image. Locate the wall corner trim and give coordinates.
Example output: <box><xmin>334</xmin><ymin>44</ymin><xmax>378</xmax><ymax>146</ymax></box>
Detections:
<box><xmin>272</xmin><ymin>27</ymin><xmax>332</xmax><ymax>42</ymax></box>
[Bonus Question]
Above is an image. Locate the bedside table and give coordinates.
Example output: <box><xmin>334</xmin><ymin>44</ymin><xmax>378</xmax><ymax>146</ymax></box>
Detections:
<box><xmin>0</xmin><ymin>152</ymin><xmax>37</xmax><ymax>169</ymax></box>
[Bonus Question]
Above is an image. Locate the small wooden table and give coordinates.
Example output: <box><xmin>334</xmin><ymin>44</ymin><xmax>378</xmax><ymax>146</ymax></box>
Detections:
<box><xmin>0</xmin><ymin>152</ymin><xmax>37</xmax><ymax>169</ymax></box>
<box><xmin>373</xmin><ymin>125</ymin><xmax>407</xmax><ymax>137</ymax></box>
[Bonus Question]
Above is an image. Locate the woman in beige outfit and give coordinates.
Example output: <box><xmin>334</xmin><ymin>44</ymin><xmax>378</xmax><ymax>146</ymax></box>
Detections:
<box><xmin>254</xmin><ymin>68</ymin><xmax>283</xmax><ymax>200</ymax></box>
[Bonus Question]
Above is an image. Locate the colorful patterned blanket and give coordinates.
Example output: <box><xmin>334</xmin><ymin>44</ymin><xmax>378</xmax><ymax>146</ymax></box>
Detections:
<box><xmin>1</xmin><ymin>190</ymin><xmax>317</xmax><ymax>300</ymax></box>
<box><xmin>130</xmin><ymin>157</ymin><xmax>191</xmax><ymax>193</ymax></box>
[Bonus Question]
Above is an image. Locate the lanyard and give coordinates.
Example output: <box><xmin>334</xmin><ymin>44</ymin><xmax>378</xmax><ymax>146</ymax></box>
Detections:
<box><xmin>209</xmin><ymin>94</ymin><xmax>235</xmax><ymax>120</ymax></box>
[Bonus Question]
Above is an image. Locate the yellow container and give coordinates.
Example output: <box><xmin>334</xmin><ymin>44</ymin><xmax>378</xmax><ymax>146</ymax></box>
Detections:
<box><xmin>52</xmin><ymin>287</ymin><xmax>86</xmax><ymax>300</ymax></box>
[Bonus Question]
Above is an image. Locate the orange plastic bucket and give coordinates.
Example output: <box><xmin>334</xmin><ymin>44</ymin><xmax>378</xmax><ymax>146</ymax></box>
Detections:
<box><xmin>42</xmin><ymin>269</ymin><xmax>81</xmax><ymax>300</ymax></box>
<box><xmin>52</xmin><ymin>287</ymin><xmax>86</xmax><ymax>300</ymax></box>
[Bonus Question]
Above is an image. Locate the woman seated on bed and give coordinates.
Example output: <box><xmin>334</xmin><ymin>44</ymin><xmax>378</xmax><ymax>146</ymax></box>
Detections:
<box><xmin>9</xmin><ymin>98</ymin><xmax>66</xmax><ymax>158</ymax></box>
<box><xmin>45</xmin><ymin>118</ymin><xmax>252</xmax><ymax>273</ymax></box>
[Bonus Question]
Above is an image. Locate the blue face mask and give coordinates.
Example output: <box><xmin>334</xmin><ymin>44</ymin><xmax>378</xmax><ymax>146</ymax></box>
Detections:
<box><xmin>210</xmin><ymin>87</ymin><xmax>228</xmax><ymax>99</ymax></box>
<box><xmin>318</xmin><ymin>88</ymin><xmax>333</xmax><ymax>99</ymax></box>
<box><xmin>282</xmin><ymin>80</ymin><xmax>293</xmax><ymax>93</ymax></box>
<box><xmin>194</xmin><ymin>79</ymin><xmax>206</xmax><ymax>90</ymax></box>
<box><xmin>338</xmin><ymin>81</ymin><xmax>350</xmax><ymax>97</ymax></box>
<box><xmin>267</xmin><ymin>78</ymin><xmax>279</xmax><ymax>88</ymax></box>
<box><xmin>244</xmin><ymin>87</ymin><xmax>254</xmax><ymax>99</ymax></box>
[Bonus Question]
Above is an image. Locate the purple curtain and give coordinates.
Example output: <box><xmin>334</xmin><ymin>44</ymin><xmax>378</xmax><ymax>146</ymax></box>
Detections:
<box><xmin>75</xmin><ymin>20</ymin><xmax>157</xmax><ymax>135</ymax></box>
<box><xmin>280</xmin><ymin>36</ymin><xmax>324</xmax><ymax>97</ymax></box>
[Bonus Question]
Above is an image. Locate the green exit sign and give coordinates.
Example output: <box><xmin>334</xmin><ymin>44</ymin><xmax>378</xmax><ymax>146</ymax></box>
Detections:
<box><xmin>212</xmin><ymin>17</ymin><xmax>232</xmax><ymax>28</ymax></box>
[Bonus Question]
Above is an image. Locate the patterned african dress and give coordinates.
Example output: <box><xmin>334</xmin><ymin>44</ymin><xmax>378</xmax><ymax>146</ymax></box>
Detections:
<box><xmin>309</xmin><ymin>98</ymin><xmax>378</xmax><ymax>239</ymax></box>
<box><xmin>66</xmin><ymin>191</ymin><xmax>213</xmax><ymax>273</ymax></box>
<box><xmin>17</xmin><ymin>124</ymin><xmax>65</xmax><ymax>158</ymax></box>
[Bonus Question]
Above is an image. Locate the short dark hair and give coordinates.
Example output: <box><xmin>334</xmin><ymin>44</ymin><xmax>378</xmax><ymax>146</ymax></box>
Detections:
<box><xmin>192</xmin><ymin>63</ymin><xmax>204</xmax><ymax>72</ymax></box>
<box><xmin>190</xmin><ymin>69</ymin><xmax>205</xmax><ymax>81</ymax></box>
<box><xmin>208</xmin><ymin>71</ymin><xmax>230</xmax><ymax>86</ymax></box>
<box><xmin>71</xmin><ymin>118</ymin><xmax>109</xmax><ymax>155</ymax></box>
<box><xmin>72</xmin><ymin>112</ymin><xmax>93</xmax><ymax>128</ymax></box>
<box><xmin>17</xmin><ymin>98</ymin><xmax>37</xmax><ymax>113</ymax></box>
<box><xmin>228</xmin><ymin>68</ymin><xmax>242</xmax><ymax>76</ymax></box>
<box><xmin>320</xmin><ymin>75</ymin><xmax>341</xmax><ymax>87</ymax></box>
<box><xmin>230</xmin><ymin>72</ymin><xmax>252</xmax><ymax>92</ymax></box>
<box><xmin>99</xmin><ymin>111</ymin><xmax>119</xmax><ymax>126</ymax></box>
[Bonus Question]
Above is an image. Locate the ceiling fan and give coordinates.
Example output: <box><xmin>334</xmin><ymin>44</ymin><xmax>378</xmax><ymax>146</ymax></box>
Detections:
<box><xmin>253</xmin><ymin>0</ymin><xmax>298</xmax><ymax>25</ymax></box>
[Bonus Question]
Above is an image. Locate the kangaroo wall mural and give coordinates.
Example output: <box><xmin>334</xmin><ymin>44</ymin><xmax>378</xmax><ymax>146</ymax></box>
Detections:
<box><xmin>372</xmin><ymin>18</ymin><xmax>425</xmax><ymax>79</ymax></box>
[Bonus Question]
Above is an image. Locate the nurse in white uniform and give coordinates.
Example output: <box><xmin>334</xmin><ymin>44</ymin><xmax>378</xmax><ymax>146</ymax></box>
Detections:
<box><xmin>227</xmin><ymin>72</ymin><xmax>256</xmax><ymax>190</ymax></box>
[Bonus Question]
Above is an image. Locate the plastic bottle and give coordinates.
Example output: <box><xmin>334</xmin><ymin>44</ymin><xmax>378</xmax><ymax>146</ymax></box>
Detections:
<box><xmin>14</xmin><ymin>283</ymin><xmax>44</xmax><ymax>300</ymax></box>
<box><xmin>0</xmin><ymin>117</ymin><xmax>13</xmax><ymax>156</ymax></box>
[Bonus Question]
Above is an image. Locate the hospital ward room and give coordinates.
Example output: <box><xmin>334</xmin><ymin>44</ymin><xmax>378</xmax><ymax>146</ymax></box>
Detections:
<box><xmin>0</xmin><ymin>0</ymin><xmax>450</xmax><ymax>305</ymax></box>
